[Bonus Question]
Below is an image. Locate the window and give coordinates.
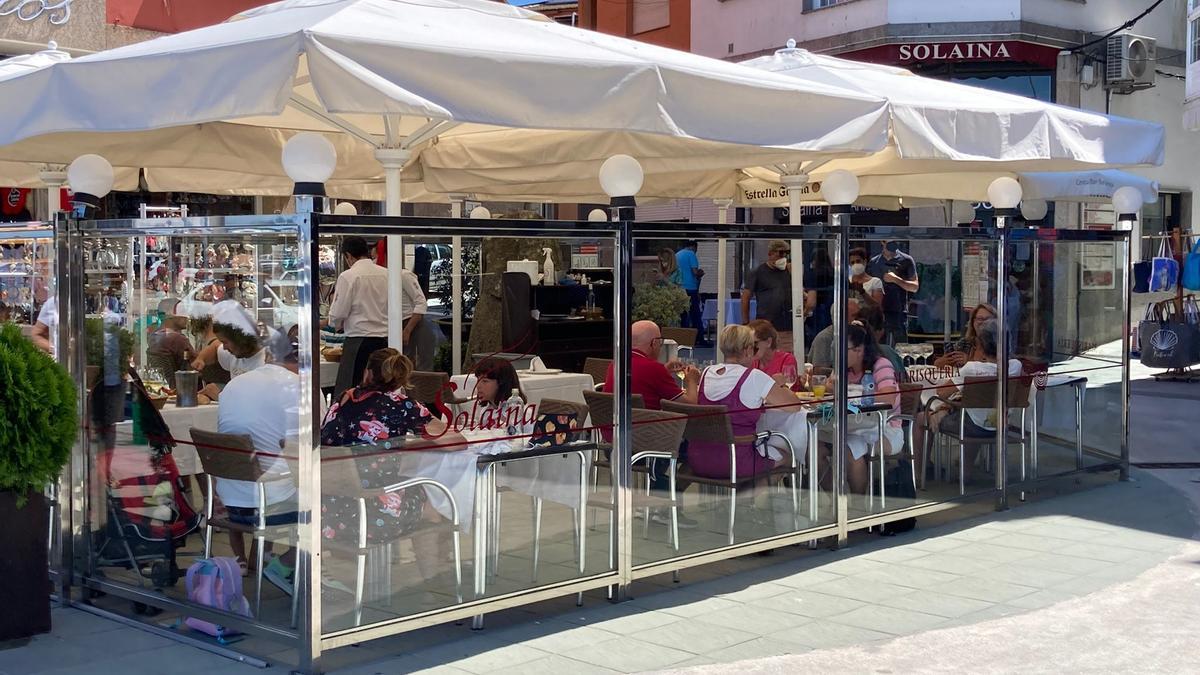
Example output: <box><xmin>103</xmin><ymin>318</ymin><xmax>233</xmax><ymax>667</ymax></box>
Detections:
<box><xmin>1192</xmin><ymin>17</ymin><xmax>1200</xmax><ymax>64</ymax></box>
<box><xmin>632</xmin><ymin>0</ymin><xmax>669</xmax><ymax>34</ymax></box>
<box><xmin>807</xmin><ymin>0</ymin><xmax>846</xmax><ymax>9</ymax></box>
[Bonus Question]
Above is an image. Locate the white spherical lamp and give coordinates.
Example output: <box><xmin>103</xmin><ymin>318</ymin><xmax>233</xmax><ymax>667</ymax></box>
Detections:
<box><xmin>281</xmin><ymin>132</ymin><xmax>337</xmax><ymax>186</ymax></box>
<box><xmin>1112</xmin><ymin>185</ymin><xmax>1143</xmax><ymax>216</ymax></box>
<box><xmin>1020</xmin><ymin>199</ymin><xmax>1048</xmax><ymax>222</ymax></box>
<box><xmin>67</xmin><ymin>154</ymin><xmax>114</xmax><ymax>201</ymax></box>
<box><xmin>469</xmin><ymin>206</ymin><xmax>492</xmax><ymax>220</ymax></box>
<box><xmin>987</xmin><ymin>177</ymin><xmax>1023</xmax><ymax>210</ymax></box>
<box><xmin>587</xmin><ymin>208</ymin><xmax>609</xmax><ymax>222</ymax></box>
<box><xmin>821</xmin><ymin>169</ymin><xmax>860</xmax><ymax>206</ymax></box>
<box><xmin>598</xmin><ymin>155</ymin><xmax>644</xmax><ymax>199</ymax></box>
<box><xmin>333</xmin><ymin>202</ymin><xmax>357</xmax><ymax>216</ymax></box>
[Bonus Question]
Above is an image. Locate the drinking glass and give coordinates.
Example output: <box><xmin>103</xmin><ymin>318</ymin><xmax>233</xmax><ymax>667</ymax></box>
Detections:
<box><xmin>810</xmin><ymin>374</ymin><xmax>828</xmax><ymax>399</ymax></box>
<box><xmin>782</xmin><ymin>363</ymin><xmax>798</xmax><ymax>388</ymax></box>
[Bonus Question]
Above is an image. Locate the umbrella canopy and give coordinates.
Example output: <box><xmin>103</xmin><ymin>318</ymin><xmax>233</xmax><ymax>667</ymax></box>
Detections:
<box><xmin>0</xmin><ymin>45</ymin><xmax>140</xmax><ymax>191</ymax></box>
<box><xmin>418</xmin><ymin>42</ymin><xmax>1165</xmax><ymax>202</ymax></box>
<box><xmin>0</xmin><ymin>0</ymin><xmax>892</xmax><ymax>197</ymax></box>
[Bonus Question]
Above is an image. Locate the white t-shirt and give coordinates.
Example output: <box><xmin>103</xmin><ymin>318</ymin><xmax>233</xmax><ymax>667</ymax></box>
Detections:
<box><xmin>953</xmin><ymin>359</ymin><xmax>1024</xmax><ymax>430</ymax></box>
<box><xmin>700</xmin><ymin>363</ymin><xmax>776</xmax><ymax>409</ymax></box>
<box><xmin>215</xmin><ymin>363</ymin><xmax>300</xmax><ymax>508</ymax></box>
<box><xmin>36</xmin><ymin>297</ymin><xmax>58</xmax><ymax>356</ymax></box>
<box><xmin>217</xmin><ymin>345</ymin><xmax>267</xmax><ymax>380</ymax></box>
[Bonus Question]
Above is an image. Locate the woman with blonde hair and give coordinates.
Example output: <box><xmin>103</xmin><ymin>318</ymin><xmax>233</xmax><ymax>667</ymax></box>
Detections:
<box><xmin>656</xmin><ymin>248</ymin><xmax>683</xmax><ymax>287</ymax></box>
<box><xmin>689</xmin><ymin>325</ymin><xmax>807</xmax><ymax>481</ymax></box>
<box><xmin>936</xmin><ymin>303</ymin><xmax>997</xmax><ymax>368</ymax></box>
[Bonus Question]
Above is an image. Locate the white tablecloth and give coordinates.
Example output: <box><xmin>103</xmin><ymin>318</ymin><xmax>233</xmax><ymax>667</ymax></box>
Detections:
<box><xmin>157</xmin><ymin>402</ymin><xmax>220</xmax><ymax>475</ymax></box>
<box><xmin>451</xmin><ymin>371</ymin><xmax>594</xmax><ymax>406</ymax></box>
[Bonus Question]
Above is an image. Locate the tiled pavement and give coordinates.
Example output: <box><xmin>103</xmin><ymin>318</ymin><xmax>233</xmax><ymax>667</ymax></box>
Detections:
<box><xmin>3</xmin><ymin>467</ymin><xmax>1193</xmax><ymax>675</ymax></box>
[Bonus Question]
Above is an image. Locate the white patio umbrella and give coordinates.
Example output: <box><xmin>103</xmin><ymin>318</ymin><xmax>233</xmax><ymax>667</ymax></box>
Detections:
<box><xmin>0</xmin><ymin>44</ymin><xmax>138</xmax><ymax>205</ymax></box>
<box><xmin>0</xmin><ymin>0</ymin><xmax>896</xmax><ymax>360</ymax></box>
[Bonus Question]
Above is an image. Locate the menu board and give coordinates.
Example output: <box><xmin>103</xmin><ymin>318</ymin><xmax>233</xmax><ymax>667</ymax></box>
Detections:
<box><xmin>960</xmin><ymin>244</ymin><xmax>989</xmax><ymax>310</ymax></box>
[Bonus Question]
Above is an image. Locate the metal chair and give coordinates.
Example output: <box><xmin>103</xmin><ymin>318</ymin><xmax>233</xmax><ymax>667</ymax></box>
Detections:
<box><xmin>189</xmin><ymin>428</ymin><xmax>298</xmax><ymax>625</ymax></box>
<box><xmin>580</xmin><ymin>390</ymin><xmax>647</xmax><ymax>527</ymax></box>
<box><xmin>587</xmin><ymin>408</ymin><xmax>688</xmax><ymax>566</ymax></box>
<box><xmin>581</xmin><ymin>357</ymin><xmax>611</xmax><ymax>392</ymax></box>
<box><xmin>518</xmin><ymin>398</ymin><xmax>588</xmax><ymax>582</ymax></box>
<box><xmin>661</xmin><ymin>400</ymin><xmax>800</xmax><ymax>545</ymax></box>
<box><xmin>927</xmin><ymin>374</ymin><xmax>1032</xmax><ymax>495</ymax></box>
<box><xmin>320</xmin><ymin>444</ymin><xmax>463</xmax><ymax>627</ymax></box>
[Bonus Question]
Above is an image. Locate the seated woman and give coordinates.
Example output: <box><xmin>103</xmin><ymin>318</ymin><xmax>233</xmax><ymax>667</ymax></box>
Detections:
<box><xmin>192</xmin><ymin>300</ymin><xmax>264</xmax><ymax>388</ymax></box>
<box><xmin>689</xmin><ymin>325</ymin><xmax>806</xmax><ymax>481</ymax></box>
<box><xmin>748</xmin><ymin>319</ymin><xmax>801</xmax><ymax>384</ymax></box>
<box><xmin>935</xmin><ymin>303</ymin><xmax>996</xmax><ymax>369</ymax></box>
<box><xmin>471</xmin><ymin>357</ymin><xmax>525</xmax><ymax>411</ymax></box>
<box><xmin>918</xmin><ymin>320</ymin><xmax>1021</xmax><ymax>483</ymax></box>
<box><xmin>829</xmin><ymin>323</ymin><xmax>902</xmax><ymax>494</ymax></box>
<box><xmin>187</xmin><ymin>306</ymin><xmax>232</xmax><ymax>403</ymax></box>
<box><xmin>849</xmin><ymin>247</ymin><xmax>884</xmax><ymax>305</ymax></box>
<box><xmin>320</xmin><ymin>348</ymin><xmax>467</xmax><ymax>582</ymax></box>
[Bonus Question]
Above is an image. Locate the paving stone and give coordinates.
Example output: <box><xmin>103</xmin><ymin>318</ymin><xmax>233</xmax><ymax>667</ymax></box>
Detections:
<box><xmin>805</xmin><ymin>576</ymin><xmax>912</xmax><ymax>602</ymax></box>
<box><xmin>700</xmin><ymin>637</ymin><xmax>811</xmax><ymax>663</ymax></box>
<box><xmin>486</xmin><ymin>654</ymin><xmax>619</xmax><ymax>675</ymax></box>
<box><xmin>633</xmin><ymin>619</ymin><xmax>758</xmax><ymax>655</ymax></box>
<box><xmin>1006</xmin><ymin>589</ymin><xmax>1077</xmax><ymax>610</ymax></box>
<box><xmin>877</xmin><ymin>591</ymin><xmax>995</xmax><ymax>619</ymax></box>
<box><xmin>694</xmin><ymin>605</ymin><xmax>812</xmax><ymax>634</ymax></box>
<box><xmin>1019</xmin><ymin>553</ymin><xmax>1117</xmax><ymax>576</ymax></box>
<box><xmin>852</xmin><ymin>564</ymin><xmax>961</xmax><ymax>590</ymax></box>
<box><xmin>769</xmin><ymin>621</ymin><xmax>892</xmax><ymax>650</ymax></box>
<box><xmin>942</xmin><ymin>541</ymin><xmax>1044</xmax><ymax>564</ymax></box>
<box><xmin>935</xmin><ymin>576</ymin><xmax>1039</xmax><ymax>603</ymax></box>
<box><xmin>752</xmin><ymin>590</ymin><xmax>867</xmax><ymax>618</ymax></box>
<box><xmin>826</xmin><ymin>604</ymin><xmax>948</xmax><ymax>636</ymax></box>
<box><xmin>769</xmin><ymin>569</ymin><xmax>846</xmax><ymax>589</ymax></box>
<box><xmin>901</xmin><ymin>553</ymin><xmax>1000</xmax><ymax>576</ymax></box>
<box><xmin>972</xmin><ymin>532</ymin><xmax>1078</xmax><ymax>554</ymax></box>
<box><xmin>969</xmin><ymin>563</ymin><xmax>1079</xmax><ymax>589</ymax></box>
<box><xmin>564</xmin><ymin>638</ymin><xmax>695</xmax><ymax>673</ymax></box>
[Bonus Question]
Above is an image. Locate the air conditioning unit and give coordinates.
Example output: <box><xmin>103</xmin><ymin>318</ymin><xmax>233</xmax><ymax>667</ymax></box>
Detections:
<box><xmin>1105</xmin><ymin>33</ymin><xmax>1156</xmax><ymax>92</ymax></box>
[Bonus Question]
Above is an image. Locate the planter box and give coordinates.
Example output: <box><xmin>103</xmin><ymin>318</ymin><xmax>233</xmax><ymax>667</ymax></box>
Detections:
<box><xmin>0</xmin><ymin>491</ymin><xmax>50</xmax><ymax>641</ymax></box>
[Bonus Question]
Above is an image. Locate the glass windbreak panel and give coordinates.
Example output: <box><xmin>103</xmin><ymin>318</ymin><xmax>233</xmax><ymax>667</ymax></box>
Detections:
<box><xmin>1009</xmin><ymin>236</ymin><xmax>1129</xmax><ymax>486</ymax></box>
<box><xmin>317</xmin><ymin>229</ymin><xmax>617</xmax><ymax>635</ymax></box>
<box><xmin>628</xmin><ymin>234</ymin><xmax>838</xmax><ymax>565</ymax></box>
<box><xmin>0</xmin><ymin>227</ymin><xmax>54</xmax><ymax>328</ymax></box>
<box><xmin>80</xmin><ymin>226</ymin><xmax>304</xmax><ymax>639</ymax></box>
<box><xmin>844</xmin><ymin>234</ymin><xmax>1002</xmax><ymax>524</ymax></box>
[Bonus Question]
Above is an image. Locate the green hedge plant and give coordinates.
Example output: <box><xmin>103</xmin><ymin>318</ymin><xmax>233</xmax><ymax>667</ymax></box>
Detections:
<box><xmin>632</xmin><ymin>282</ymin><xmax>689</xmax><ymax>328</ymax></box>
<box><xmin>0</xmin><ymin>324</ymin><xmax>76</xmax><ymax>501</ymax></box>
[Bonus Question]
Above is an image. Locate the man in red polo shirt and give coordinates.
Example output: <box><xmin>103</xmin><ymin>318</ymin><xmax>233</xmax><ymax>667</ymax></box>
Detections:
<box><xmin>603</xmin><ymin>320</ymin><xmax>699</xmax><ymax>408</ymax></box>
<box><xmin>603</xmin><ymin>321</ymin><xmax>700</xmax><ymax>528</ymax></box>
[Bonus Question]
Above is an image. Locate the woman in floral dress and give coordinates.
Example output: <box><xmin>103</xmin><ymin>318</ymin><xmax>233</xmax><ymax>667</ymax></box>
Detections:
<box><xmin>319</xmin><ymin>348</ymin><xmax>466</xmax><ymax>578</ymax></box>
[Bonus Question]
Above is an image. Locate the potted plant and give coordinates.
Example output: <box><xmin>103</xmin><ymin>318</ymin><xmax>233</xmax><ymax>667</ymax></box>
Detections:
<box><xmin>0</xmin><ymin>323</ymin><xmax>77</xmax><ymax>641</ymax></box>
<box><xmin>632</xmin><ymin>282</ymin><xmax>690</xmax><ymax>328</ymax></box>
<box><xmin>84</xmin><ymin>317</ymin><xmax>133</xmax><ymax>388</ymax></box>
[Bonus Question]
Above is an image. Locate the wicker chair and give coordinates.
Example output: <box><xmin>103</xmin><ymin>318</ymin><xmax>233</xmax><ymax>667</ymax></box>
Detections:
<box><xmin>581</xmin><ymin>357</ymin><xmax>611</xmax><ymax>391</ymax></box>
<box><xmin>320</xmin><ymin>443</ymin><xmax>463</xmax><ymax>626</ymax></box>
<box><xmin>661</xmin><ymin>399</ymin><xmax>801</xmax><ymax>544</ymax></box>
<box><xmin>408</xmin><ymin>370</ymin><xmax>473</xmax><ymax>418</ymax></box>
<box><xmin>660</xmin><ymin>327</ymin><xmax>698</xmax><ymax>359</ymax></box>
<box><xmin>189</xmin><ymin>428</ymin><xmax>298</xmax><ymax>624</ymax></box>
<box><xmin>587</xmin><ymin>408</ymin><xmax>688</xmax><ymax>566</ymax></box>
<box><xmin>928</xmin><ymin>374</ymin><xmax>1032</xmax><ymax>495</ymax></box>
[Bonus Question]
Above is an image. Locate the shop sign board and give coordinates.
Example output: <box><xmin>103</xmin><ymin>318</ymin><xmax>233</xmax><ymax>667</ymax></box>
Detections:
<box><xmin>841</xmin><ymin>40</ymin><xmax>1061</xmax><ymax>70</ymax></box>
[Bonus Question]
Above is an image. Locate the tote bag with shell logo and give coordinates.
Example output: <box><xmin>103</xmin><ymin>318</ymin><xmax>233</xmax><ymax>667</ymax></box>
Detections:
<box><xmin>1139</xmin><ymin>300</ymin><xmax>1200</xmax><ymax>369</ymax></box>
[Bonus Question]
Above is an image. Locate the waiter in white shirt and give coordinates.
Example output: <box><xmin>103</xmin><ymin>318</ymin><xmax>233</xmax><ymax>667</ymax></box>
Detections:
<box><xmin>372</xmin><ymin>238</ymin><xmax>436</xmax><ymax>372</ymax></box>
<box><xmin>31</xmin><ymin>296</ymin><xmax>57</xmax><ymax>356</ymax></box>
<box><xmin>328</xmin><ymin>236</ymin><xmax>390</xmax><ymax>398</ymax></box>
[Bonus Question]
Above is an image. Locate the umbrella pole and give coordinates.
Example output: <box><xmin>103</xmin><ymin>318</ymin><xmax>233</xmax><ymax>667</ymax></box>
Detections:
<box><xmin>785</xmin><ymin>180</ymin><xmax>806</xmax><ymax>360</ymax></box>
<box><xmin>451</xmin><ymin>196</ymin><xmax>465</xmax><ymax>375</ymax></box>
<box><xmin>715</xmin><ymin>200</ymin><xmax>732</xmax><ymax>354</ymax></box>
<box><xmin>377</xmin><ymin>148</ymin><xmax>410</xmax><ymax>351</ymax></box>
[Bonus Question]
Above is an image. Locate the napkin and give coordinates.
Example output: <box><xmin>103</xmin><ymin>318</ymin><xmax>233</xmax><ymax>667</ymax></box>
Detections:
<box><xmin>528</xmin><ymin>356</ymin><xmax>547</xmax><ymax>372</ymax></box>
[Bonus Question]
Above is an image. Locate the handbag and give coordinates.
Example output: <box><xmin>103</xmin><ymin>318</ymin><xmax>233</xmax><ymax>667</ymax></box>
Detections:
<box><xmin>1184</xmin><ymin>238</ymin><xmax>1200</xmax><ymax>291</ymax></box>
<box><xmin>1139</xmin><ymin>301</ymin><xmax>1200</xmax><ymax>369</ymax></box>
<box><xmin>1149</xmin><ymin>239</ymin><xmax>1179</xmax><ymax>293</ymax></box>
<box><xmin>529</xmin><ymin>411</ymin><xmax>581</xmax><ymax>447</ymax></box>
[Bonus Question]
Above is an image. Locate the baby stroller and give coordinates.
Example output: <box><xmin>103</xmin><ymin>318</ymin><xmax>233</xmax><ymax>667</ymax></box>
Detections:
<box><xmin>94</xmin><ymin>370</ymin><xmax>201</xmax><ymax>595</ymax></box>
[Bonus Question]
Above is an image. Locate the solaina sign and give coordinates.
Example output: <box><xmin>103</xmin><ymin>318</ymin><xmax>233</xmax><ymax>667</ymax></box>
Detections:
<box><xmin>898</xmin><ymin>42</ymin><xmax>1012</xmax><ymax>63</ymax></box>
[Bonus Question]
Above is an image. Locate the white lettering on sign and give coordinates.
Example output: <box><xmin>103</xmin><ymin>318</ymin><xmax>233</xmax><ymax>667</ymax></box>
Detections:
<box><xmin>0</xmin><ymin>0</ymin><xmax>72</xmax><ymax>26</ymax></box>
<box><xmin>898</xmin><ymin>42</ymin><xmax>1012</xmax><ymax>63</ymax></box>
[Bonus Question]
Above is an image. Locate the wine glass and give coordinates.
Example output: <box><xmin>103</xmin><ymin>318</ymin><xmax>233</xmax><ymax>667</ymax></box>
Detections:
<box><xmin>918</xmin><ymin>343</ymin><xmax>935</xmax><ymax>365</ymax></box>
<box><xmin>782</xmin><ymin>363</ymin><xmax>798</xmax><ymax>389</ymax></box>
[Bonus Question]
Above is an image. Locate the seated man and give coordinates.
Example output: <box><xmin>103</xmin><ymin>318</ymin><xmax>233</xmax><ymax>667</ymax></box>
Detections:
<box><xmin>602</xmin><ymin>320</ymin><xmax>699</xmax><ymax>409</ymax></box>
<box><xmin>214</xmin><ymin>323</ymin><xmax>301</xmax><ymax>590</ymax></box>
<box><xmin>146</xmin><ymin>299</ymin><xmax>193</xmax><ymax>376</ymax></box>
<box><xmin>602</xmin><ymin>320</ymin><xmax>700</xmax><ymax>527</ymax></box>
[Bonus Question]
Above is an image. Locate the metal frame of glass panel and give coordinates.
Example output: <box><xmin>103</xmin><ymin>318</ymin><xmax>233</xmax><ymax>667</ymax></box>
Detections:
<box><xmin>47</xmin><ymin>214</ymin><xmax>1131</xmax><ymax>673</ymax></box>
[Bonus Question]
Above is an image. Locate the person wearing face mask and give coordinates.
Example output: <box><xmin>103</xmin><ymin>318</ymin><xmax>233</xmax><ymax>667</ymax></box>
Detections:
<box><xmin>867</xmin><ymin>240</ymin><xmax>919</xmax><ymax>346</ymax></box>
<box><xmin>742</xmin><ymin>240</ymin><xmax>794</xmax><ymax>352</ymax></box>
<box><xmin>848</xmin><ymin>247</ymin><xmax>883</xmax><ymax>304</ymax></box>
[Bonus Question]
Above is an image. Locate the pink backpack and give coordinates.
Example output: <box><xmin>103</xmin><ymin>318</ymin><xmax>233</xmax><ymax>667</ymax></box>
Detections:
<box><xmin>184</xmin><ymin>557</ymin><xmax>253</xmax><ymax>643</ymax></box>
